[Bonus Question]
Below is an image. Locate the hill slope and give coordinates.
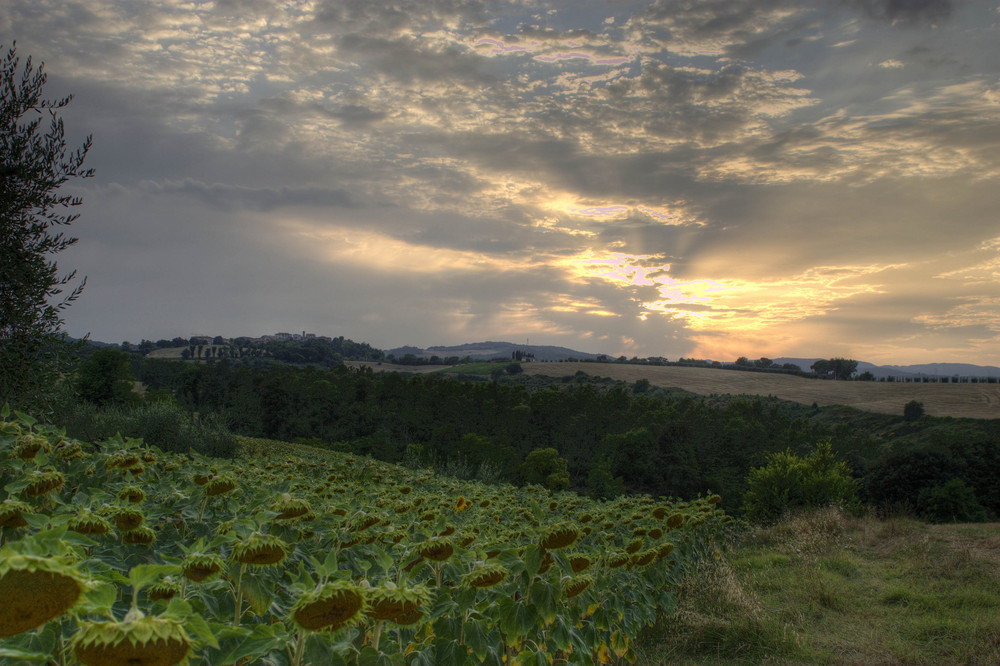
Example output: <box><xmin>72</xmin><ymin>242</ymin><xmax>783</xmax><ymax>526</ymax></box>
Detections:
<box><xmin>520</xmin><ymin>362</ymin><xmax>1000</xmax><ymax>419</ymax></box>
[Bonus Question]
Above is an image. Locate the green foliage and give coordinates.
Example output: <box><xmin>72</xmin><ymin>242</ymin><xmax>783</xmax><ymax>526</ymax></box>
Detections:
<box><xmin>917</xmin><ymin>479</ymin><xmax>988</xmax><ymax>523</ymax></box>
<box><xmin>51</xmin><ymin>400</ymin><xmax>238</xmax><ymax>458</ymax></box>
<box><xmin>810</xmin><ymin>358</ymin><xmax>858</xmax><ymax>380</ymax></box>
<box><xmin>903</xmin><ymin>400</ymin><xmax>925</xmax><ymax>422</ymax></box>
<box><xmin>743</xmin><ymin>442</ymin><xmax>861</xmax><ymax>522</ymax></box>
<box><xmin>520</xmin><ymin>447</ymin><xmax>570</xmax><ymax>491</ymax></box>
<box><xmin>0</xmin><ymin>44</ymin><xmax>92</xmax><ymax>412</ymax></box>
<box><xmin>75</xmin><ymin>347</ymin><xmax>139</xmax><ymax>406</ymax></box>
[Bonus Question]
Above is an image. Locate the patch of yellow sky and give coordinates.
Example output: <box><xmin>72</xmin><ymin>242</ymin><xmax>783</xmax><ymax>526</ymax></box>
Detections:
<box><xmin>282</xmin><ymin>202</ymin><xmax>979</xmax><ymax>360</ymax></box>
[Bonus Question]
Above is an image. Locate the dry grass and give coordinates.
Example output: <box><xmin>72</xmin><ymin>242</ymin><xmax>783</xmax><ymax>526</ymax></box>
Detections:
<box><xmin>639</xmin><ymin>508</ymin><xmax>1000</xmax><ymax>666</ymax></box>
<box><xmin>519</xmin><ymin>362</ymin><xmax>1000</xmax><ymax>419</ymax></box>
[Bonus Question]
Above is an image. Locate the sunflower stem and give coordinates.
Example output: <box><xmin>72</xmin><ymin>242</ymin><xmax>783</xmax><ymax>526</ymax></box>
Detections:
<box><xmin>372</xmin><ymin>620</ymin><xmax>384</xmax><ymax>652</ymax></box>
<box><xmin>291</xmin><ymin>630</ymin><xmax>307</xmax><ymax>666</ymax></box>
<box><xmin>233</xmin><ymin>562</ymin><xmax>247</xmax><ymax>626</ymax></box>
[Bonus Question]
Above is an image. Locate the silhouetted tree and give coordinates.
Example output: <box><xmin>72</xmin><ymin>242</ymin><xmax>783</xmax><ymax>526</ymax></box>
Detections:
<box><xmin>1</xmin><ymin>43</ymin><xmax>92</xmax><ymax>409</ymax></box>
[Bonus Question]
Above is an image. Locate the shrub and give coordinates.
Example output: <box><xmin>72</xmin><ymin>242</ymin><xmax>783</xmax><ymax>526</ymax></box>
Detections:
<box><xmin>903</xmin><ymin>400</ymin><xmax>925</xmax><ymax>422</ymax></box>
<box><xmin>742</xmin><ymin>442</ymin><xmax>860</xmax><ymax>522</ymax></box>
<box><xmin>917</xmin><ymin>479</ymin><xmax>988</xmax><ymax>523</ymax></box>
<box><xmin>52</xmin><ymin>400</ymin><xmax>237</xmax><ymax>458</ymax></box>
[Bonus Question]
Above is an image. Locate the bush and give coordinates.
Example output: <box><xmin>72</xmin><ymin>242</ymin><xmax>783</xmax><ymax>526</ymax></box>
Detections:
<box><xmin>742</xmin><ymin>442</ymin><xmax>861</xmax><ymax>522</ymax></box>
<box><xmin>51</xmin><ymin>399</ymin><xmax>237</xmax><ymax>458</ymax></box>
<box><xmin>917</xmin><ymin>479</ymin><xmax>988</xmax><ymax>523</ymax></box>
<box><xmin>903</xmin><ymin>400</ymin><xmax>925</xmax><ymax>422</ymax></box>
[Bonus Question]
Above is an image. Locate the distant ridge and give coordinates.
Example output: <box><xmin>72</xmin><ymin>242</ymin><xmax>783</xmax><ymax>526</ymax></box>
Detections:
<box><xmin>388</xmin><ymin>341</ymin><xmax>602</xmax><ymax>363</ymax></box>
<box><xmin>775</xmin><ymin>358</ymin><xmax>1000</xmax><ymax>379</ymax></box>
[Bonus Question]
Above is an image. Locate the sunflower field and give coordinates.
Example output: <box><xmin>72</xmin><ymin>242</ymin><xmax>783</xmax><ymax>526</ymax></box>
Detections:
<box><xmin>0</xmin><ymin>406</ymin><xmax>732</xmax><ymax>665</ymax></box>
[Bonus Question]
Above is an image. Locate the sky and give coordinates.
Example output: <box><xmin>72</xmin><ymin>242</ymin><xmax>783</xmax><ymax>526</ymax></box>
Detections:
<box><xmin>4</xmin><ymin>0</ymin><xmax>1000</xmax><ymax>364</ymax></box>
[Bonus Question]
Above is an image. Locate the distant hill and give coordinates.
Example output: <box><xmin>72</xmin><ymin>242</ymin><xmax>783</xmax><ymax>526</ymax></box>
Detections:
<box><xmin>387</xmin><ymin>341</ymin><xmax>602</xmax><ymax>362</ymax></box>
<box><xmin>774</xmin><ymin>358</ymin><xmax>1000</xmax><ymax>379</ymax></box>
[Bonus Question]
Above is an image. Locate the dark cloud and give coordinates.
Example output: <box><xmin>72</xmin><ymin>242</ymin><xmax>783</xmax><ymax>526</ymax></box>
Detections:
<box><xmin>135</xmin><ymin>179</ymin><xmax>355</xmax><ymax>212</ymax></box>
<box><xmin>846</xmin><ymin>0</ymin><xmax>953</xmax><ymax>23</ymax></box>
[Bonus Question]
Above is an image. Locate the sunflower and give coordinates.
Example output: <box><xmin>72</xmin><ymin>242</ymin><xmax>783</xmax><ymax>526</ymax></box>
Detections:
<box><xmin>568</xmin><ymin>554</ymin><xmax>591</xmax><ymax>573</ymax></box>
<box><xmin>203</xmin><ymin>473</ymin><xmax>237</xmax><ymax>497</ymax></box>
<box><xmin>462</xmin><ymin>563</ymin><xmax>508</xmax><ymax>589</ymax></box>
<box><xmin>272</xmin><ymin>495</ymin><xmax>312</xmax><ymax>520</ymax></box>
<box><xmin>231</xmin><ymin>533</ymin><xmax>288</xmax><ymax>567</ymax></box>
<box><xmin>0</xmin><ymin>499</ymin><xmax>31</xmax><ymax>528</ymax></box>
<box><xmin>291</xmin><ymin>580</ymin><xmax>366</xmax><ymax>632</ymax></box>
<box><xmin>117</xmin><ymin>484</ymin><xmax>146</xmax><ymax>504</ymax></box>
<box><xmin>416</xmin><ymin>537</ymin><xmax>454</xmax><ymax>562</ymax></box>
<box><xmin>454</xmin><ymin>496</ymin><xmax>468</xmax><ymax>512</ymax></box>
<box><xmin>23</xmin><ymin>469</ymin><xmax>64</xmax><ymax>497</ymax></box>
<box><xmin>181</xmin><ymin>553</ymin><xmax>225</xmax><ymax>582</ymax></box>
<box><xmin>563</xmin><ymin>574</ymin><xmax>593</xmax><ymax>599</ymax></box>
<box><xmin>14</xmin><ymin>434</ymin><xmax>48</xmax><ymax>460</ymax></box>
<box><xmin>112</xmin><ymin>507</ymin><xmax>145</xmax><ymax>531</ymax></box>
<box><xmin>123</xmin><ymin>526</ymin><xmax>156</xmax><ymax>546</ymax></box>
<box><xmin>365</xmin><ymin>582</ymin><xmax>432</xmax><ymax>622</ymax></box>
<box><xmin>148</xmin><ymin>578</ymin><xmax>181</xmax><ymax>601</ymax></box>
<box><xmin>69</xmin><ymin>510</ymin><xmax>112</xmax><ymax>536</ymax></box>
<box><xmin>0</xmin><ymin>553</ymin><xmax>83</xmax><ymax>638</ymax></box>
<box><xmin>606</xmin><ymin>552</ymin><xmax>631</xmax><ymax>569</ymax></box>
<box><xmin>73</xmin><ymin>610</ymin><xmax>191</xmax><ymax>666</ymax></box>
<box><xmin>539</xmin><ymin>523</ymin><xmax>581</xmax><ymax>550</ymax></box>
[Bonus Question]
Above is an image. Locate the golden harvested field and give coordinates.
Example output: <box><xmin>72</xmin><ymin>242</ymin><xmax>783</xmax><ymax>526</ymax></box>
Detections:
<box><xmin>520</xmin><ymin>362</ymin><xmax>1000</xmax><ymax>420</ymax></box>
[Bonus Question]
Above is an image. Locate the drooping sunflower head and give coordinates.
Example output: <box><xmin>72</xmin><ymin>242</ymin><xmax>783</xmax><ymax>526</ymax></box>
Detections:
<box><xmin>117</xmin><ymin>484</ymin><xmax>146</xmax><ymax>504</ymax></box>
<box><xmin>203</xmin><ymin>472</ymin><xmax>237</xmax><ymax>497</ymax></box>
<box><xmin>291</xmin><ymin>580</ymin><xmax>366</xmax><ymax>632</ymax></box>
<box><xmin>69</xmin><ymin>510</ymin><xmax>112</xmax><ymax>536</ymax></box>
<box><xmin>231</xmin><ymin>533</ymin><xmax>288</xmax><ymax>567</ymax></box>
<box><xmin>666</xmin><ymin>513</ymin><xmax>685</xmax><ymax>529</ymax></box>
<box><xmin>631</xmin><ymin>549</ymin><xmax>657</xmax><ymax>567</ymax></box>
<box><xmin>122</xmin><ymin>526</ymin><xmax>157</xmax><ymax>546</ymax></box>
<box><xmin>539</xmin><ymin>523</ymin><xmax>581</xmax><ymax>550</ymax></box>
<box><xmin>14</xmin><ymin>434</ymin><xmax>49</xmax><ymax>460</ymax></box>
<box><xmin>462</xmin><ymin>563</ymin><xmax>508</xmax><ymax>589</ymax></box>
<box><xmin>0</xmin><ymin>553</ymin><xmax>84</xmax><ymax>638</ymax></box>
<box><xmin>54</xmin><ymin>438</ymin><xmax>85</xmax><ymax>461</ymax></box>
<box><xmin>563</xmin><ymin>574</ymin><xmax>594</xmax><ymax>599</ymax></box>
<box><xmin>0</xmin><ymin>499</ymin><xmax>31</xmax><ymax>528</ymax></box>
<box><xmin>568</xmin><ymin>554</ymin><xmax>592</xmax><ymax>573</ymax></box>
<box><xmin>454</xmin><ymin>496</ymin><xmax>468</xmax><ymax>512</ymax></box>
<box><xmin>23</xmin><ymin>469</ymin><xmax>65</xmax><ymax>498</ymax></box>
<box><xmin>111</xmin><ymin>507</ymin><xmax>145</xmax><ymax>531</ymax></box>
<box><xmin>147</xmin><ymin>578</ymin><xmax>181</xmax><ymax>602</ymax></box>
<box><xmin>365</xmin><ymin>582</ymin><xmax>432</xmax><ymax>623</ymax></box>
<box><xmin>181</xmin><ymin>553</ymin><xmax>225</xmax><ymax>582</ymax></box>
<box><xmin>656</xmin><ymin>542</ymin><xmax>675</xmax><ymax>560</ymax></box>
<box><xmin>273</xmin><ymin>495</ymin><xmax>312</xmax><ymax>520</ymax></box>
<box><xmin>73</xmin><ymin>610</ymin><xmax>192</xmax><ymax>666</ymax></box>
<box><xmin>606</xmin><ymin>552</ymin><xmax>631</xmax><ymax>569</ymax></box>
<box><xmin>416</xmin><ymin>537</ymin><xmax>454</xmax><ymax>562</ymax></box>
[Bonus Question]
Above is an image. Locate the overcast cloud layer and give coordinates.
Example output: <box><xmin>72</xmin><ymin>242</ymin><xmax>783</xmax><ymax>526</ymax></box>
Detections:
<box><xmin>4</xmin><ymin>0</ymin><xmax>999</xmax><ymax>364</ymax></box>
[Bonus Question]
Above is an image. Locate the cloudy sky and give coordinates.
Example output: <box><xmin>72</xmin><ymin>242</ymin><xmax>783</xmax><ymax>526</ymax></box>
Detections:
<box><xmin>4</xmin><ymin>0</ymin><xmax>1000</xmax><ymax>363</ymax></box>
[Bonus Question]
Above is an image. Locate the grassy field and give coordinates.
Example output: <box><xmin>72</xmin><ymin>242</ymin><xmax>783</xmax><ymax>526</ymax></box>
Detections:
<box><xmin>637</xmin><ymin>507</ymin><xmax>1000</xmax><ymax>665</ymax></box>
<box><xmin>519</xmin><ymin>362</ymin><xmax>1000</xmax><ymax>420</ymax></box>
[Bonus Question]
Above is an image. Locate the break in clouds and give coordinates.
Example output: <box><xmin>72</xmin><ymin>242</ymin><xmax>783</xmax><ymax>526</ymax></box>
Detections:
<box><xmin>3</xmin><ymin>0</ymin><xmax>999</xmax><ymax>363</ymax></box>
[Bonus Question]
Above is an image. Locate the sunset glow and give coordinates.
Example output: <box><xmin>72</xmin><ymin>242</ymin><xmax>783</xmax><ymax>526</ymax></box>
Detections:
<box><xmin>5</xmin><ymin>0</ymin><xmax>999</xmax><ymax>364</ymax></box>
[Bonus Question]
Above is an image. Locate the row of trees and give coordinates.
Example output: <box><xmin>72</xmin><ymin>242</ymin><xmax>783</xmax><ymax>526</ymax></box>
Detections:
<box><xmin>118</xmin><ymin>357</ymin><xmax>999</xmax><ymax>520</ymax></box>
